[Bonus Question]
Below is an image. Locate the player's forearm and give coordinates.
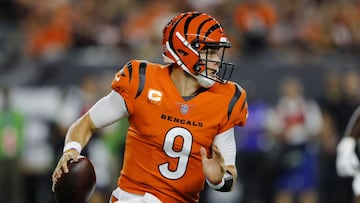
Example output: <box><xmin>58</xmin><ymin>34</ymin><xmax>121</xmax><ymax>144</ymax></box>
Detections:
<box><xmin>64</xmin><ymin>113</ymin><xmax>97</xmax><ymax>151</ymax></box>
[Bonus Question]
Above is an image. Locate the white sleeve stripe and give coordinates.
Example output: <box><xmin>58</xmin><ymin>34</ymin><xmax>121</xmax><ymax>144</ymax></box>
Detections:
<box><xmin>213</xmin><ymin>128</ymin><xmax>236</xmax><ymax>166</ymax></box>
<box><xmin>89</xmin><ymin>90</ymin><xmax>129</xmax><ymax>128</ymax></box>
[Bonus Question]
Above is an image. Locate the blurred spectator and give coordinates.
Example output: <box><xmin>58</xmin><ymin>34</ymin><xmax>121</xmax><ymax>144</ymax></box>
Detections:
<box><xmin>341</xmin><ymin>69</ymin><xmax>360</xmax><ymax>112</ymax></box>
<box><xmin>268</xmin><ymin>0</ymin><xmax>298</xmax><ymax>49</ymax></box>
<box><xmin>336</xmin><ymin>69</ymin><xmax>360</xmax><ymax>139</ymax></box>
<box><xmin>334</xmin><ymin>69</ymin><xmax>360</xmax><ymax>202</ymax></box>
<box><xmin>72</xmin><ymin>0</ymin><xmax>138</xmax><ymax>49</ymax></box>
<box><xmin>295</xmin><ymin>1</ymin><xmax>328</xmax><ymax>53</ymax></box>
<box><xmin>317</xmin><ymin>69</ymin><xmax>350</xmax><ymax>203</ymax></box>
<box><xmin>185</xmin><ymin>0</ymin><xmax>226</xmax><ymax>16</ymax></box>
<box><xmin>19</xmin><ymin>0</ymin><xmax>73</xmax><ymax>61</ymax></box>
<box><xmin>233</xmin><ymin>0</ymin><xmax>277</xmax><ymax>54</ymax></box>
<box><xmin>13</xmin><ymin>87</ymin><xmax>59</xmax><ymax>203</ymax></box>
<box><xmin>0</xmin><ymin>0</ymin><xmax>359</xmax><ymax>68</ymax></box>
<box><xmin>267</xmin><ymin>76</ymin><xmax>323</xmax><ymax>203</ymax></box>
<box><xmin>0</xmin><ymin>88</ymin><xmax>25</xmax><ymax>203</ymax></box>
<box><xmin>352</xmin><ymin>0</ymin><xmax>360</xmax><ymax>49</ymax></box>
<box><xmin>328</xmin><ymin>2</ymin><xmax>355</xmax><ymax>51</ymax></box>
<box><xmin>119</xmin><ymin>0</ymin><xmax>180</xmax><ymax>59</ymax></box>
<box><xmin>22</xmin><ymin>117</ymin><xmax>55</xmax><ymax>203</ymax></box>
<box><xmin>0</xmin><ymin>0</ymin><xmax>23</xmax><ymax>71</ymax></box>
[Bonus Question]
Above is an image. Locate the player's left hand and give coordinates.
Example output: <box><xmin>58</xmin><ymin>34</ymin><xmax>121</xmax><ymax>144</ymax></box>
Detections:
<box><xmin>200</xmin><ymin>145</ymin><xmax>225</xmax><ymax>184</ymax></box>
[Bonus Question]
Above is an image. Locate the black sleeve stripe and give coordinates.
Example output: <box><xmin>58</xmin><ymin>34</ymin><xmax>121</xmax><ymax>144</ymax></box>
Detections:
<box><xmin>135</xmin><ymin>62</ymin><xmax>147</xmax><ymax>98</ymax></box>
<box><xmin>227</xmin><ymin>85</ymin><xmax>242</xmax><ymax>120</ymax></box>
<box><xmin>240</xmin><ymin>96</ymin><xmax>247</xmax><ymax>112</ymax></box>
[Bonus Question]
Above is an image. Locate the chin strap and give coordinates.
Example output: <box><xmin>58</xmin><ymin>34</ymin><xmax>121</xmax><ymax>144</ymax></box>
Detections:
<box><xmin>195</xmin><ymin>73</ymin><xmax>215</xmax><ymax>88</ymax></box>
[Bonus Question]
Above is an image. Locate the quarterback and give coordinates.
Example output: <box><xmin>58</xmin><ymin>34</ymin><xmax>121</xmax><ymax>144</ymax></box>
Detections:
<box><xmin>52</xmin><ymin>11</ymin><xmax>248</xmax><ymax>203</ymax></box>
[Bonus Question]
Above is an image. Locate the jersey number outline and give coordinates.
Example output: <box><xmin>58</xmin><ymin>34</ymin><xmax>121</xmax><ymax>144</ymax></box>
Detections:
<box><xmin>158</xmin><ymin>127</ymin><xmax>193</xmax><ymax>180</ymax></box>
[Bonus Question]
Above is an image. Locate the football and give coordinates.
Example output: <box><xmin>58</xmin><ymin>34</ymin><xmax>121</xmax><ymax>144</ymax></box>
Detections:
<box><xmin>53</xmin><ymin>156</ymin><xmax>96</xmax><ymax>203</ymax></box>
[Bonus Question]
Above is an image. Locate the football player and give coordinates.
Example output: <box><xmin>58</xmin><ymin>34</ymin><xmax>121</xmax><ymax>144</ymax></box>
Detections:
<box><xmin>337</xmin><ymin>105</ymin><xmax>360</xmax><ymax>199</ymax></box>
<box><xmin>52</xmin><ymin>11</ymin><xmax>248</xmax><ymax>203</ymax></box>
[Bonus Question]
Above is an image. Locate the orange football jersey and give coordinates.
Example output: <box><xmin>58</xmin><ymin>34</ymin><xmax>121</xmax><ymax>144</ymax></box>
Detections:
<box><xmin>111</xmin><ymin>60</ymin><xmax>248</xmax><ymax>203</ymax></box>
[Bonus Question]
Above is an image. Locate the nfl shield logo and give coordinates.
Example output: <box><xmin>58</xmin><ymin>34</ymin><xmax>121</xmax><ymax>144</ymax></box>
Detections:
<box><xmin>180</xmin><ymin>104</ymin><xmax>189</xmax><ymax>115</ymax></box>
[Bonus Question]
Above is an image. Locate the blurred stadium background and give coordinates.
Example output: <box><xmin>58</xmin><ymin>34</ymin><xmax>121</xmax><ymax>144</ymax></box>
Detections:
<box><xmin>0</xmin><ymin>0</ymin><xmax>359</xmax><ymax>203</ymax></box>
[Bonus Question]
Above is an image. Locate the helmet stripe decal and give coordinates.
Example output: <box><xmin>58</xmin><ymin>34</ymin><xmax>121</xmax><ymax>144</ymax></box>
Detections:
<box><xmin>175</xmin><ymin>32</ymin><xmax>198</xmax><ymax>55</ymax></box>
<box><xmin>135</xmin><ymin>62</ymin><xmax>147</xmax><ymax>99</ymax></box>
<box><xmin>196</xmin><ymin>18</ymin><xmax>212</xmax><ymax>41</ymax></box>
<box><xmin>163</xmin><ymin>12</ymin><xmax>186</xmax><ymax>38</ymax></box>
<box><xmin>168</xmin><ymin>14</ymin><xmax>188</xmax><ymax>56</ymax></box>
<box><xmin>205</xmin><ymin>24</ymin><xmax>221</xmax><ymax>39</ymax></box>
<box><xmin>184</xmin><ymin>12</ymin><xmax>201</xmax><ymax>40</ymax></box>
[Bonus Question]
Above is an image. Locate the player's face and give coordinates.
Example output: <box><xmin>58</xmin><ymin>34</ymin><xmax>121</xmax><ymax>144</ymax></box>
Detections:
<box><xmin>199</xmin><ymin>48</ymin><xmax>221</xmax><ymax>78</ymax></box>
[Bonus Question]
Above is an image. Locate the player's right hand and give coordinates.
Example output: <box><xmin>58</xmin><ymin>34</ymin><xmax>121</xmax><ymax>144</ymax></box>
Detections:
<box><xmin>336</xmin><ymin>136</ymin><xmax>360</xmax><ymax>177</ymax></box>
<box><xmin>52</xmin><ymin>149</ymin><xmax>80</xmax><ymax>183</ymax></box>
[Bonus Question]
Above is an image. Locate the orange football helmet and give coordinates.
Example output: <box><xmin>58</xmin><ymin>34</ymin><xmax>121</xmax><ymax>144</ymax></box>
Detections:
<box><xmin>162</xmin><ymin>11</ymin><xmax>234</xmax><ymax>88</ymax></box>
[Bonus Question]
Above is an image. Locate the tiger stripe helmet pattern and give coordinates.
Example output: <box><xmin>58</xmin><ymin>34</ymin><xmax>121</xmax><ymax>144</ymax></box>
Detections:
<box><xmin>162</xmin><ymin>11</ymin><xmax>234</xmax><ymax>85</ymax></box>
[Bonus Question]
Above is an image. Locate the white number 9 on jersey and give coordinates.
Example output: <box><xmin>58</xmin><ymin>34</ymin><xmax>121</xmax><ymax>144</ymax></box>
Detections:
<box><xmin>158</xmin><ymin>127</ymin><xmax>193</xmax><ymax>180</ymax></box>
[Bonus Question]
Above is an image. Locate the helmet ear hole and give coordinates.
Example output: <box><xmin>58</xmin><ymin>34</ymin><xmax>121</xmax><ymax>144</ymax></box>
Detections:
<box><xmin>192</xmin><ymin>42</ymin><xmax>200</xmax><ymax>49</ymax></box>
<box><xmin>193</xmin><ymin>63</ymin><xmax>203</xmax><ymax>73</ymax></box>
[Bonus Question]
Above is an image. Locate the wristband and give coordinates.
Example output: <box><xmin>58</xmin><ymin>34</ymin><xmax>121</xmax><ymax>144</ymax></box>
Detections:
<box><xmin>63</xmin><ymin>141</ymin><xmax>82</xmax><ymax>154</ymax></box>
<box><xmin>206</xmin><ymin>176</ymin><xmax>225</xmax><ymax>190</ymax></box>
<box><xmin>206</xmin><ymin>171</ymin><xmax>233</xmax><ymax>192</ymax></box>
